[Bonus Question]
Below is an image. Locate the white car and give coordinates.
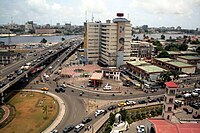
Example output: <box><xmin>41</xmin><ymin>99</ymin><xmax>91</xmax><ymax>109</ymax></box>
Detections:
<box><xmin>50</xmin><ymin>129</ymin><xmax>58</xmax><ymax>133</ymax></box>
<box><xmin>183</xmin><ymin>93</ymin><xmax>191</xmax><ymax>98</ymax></box>
<box><xmin>126</xmin><ymin>100</ymin><xmax>136</xmax><ymax>105</ymax></box>
<box><xmin>137</xmin><ymin>125</ymin><xmax>145</xmax><ymax>133</ymax></box>
<box><xmin>191</xmin><ymin>92</ymin><xmax>199</xmax><ymax>97</ymax></box>
<box><xmin>95</xmin><ymin>109</ymin><xmax>105</xmax><ymax>117</ymax></box>
<box><xmin>60</xmin><ymin>84</ymin><xmax>66</xmax><ymax>88</ymax></box>
<box><xmin>74</xmin><ymin>123</ymin><xmax>84</xmax><ymax>132</ymax></box>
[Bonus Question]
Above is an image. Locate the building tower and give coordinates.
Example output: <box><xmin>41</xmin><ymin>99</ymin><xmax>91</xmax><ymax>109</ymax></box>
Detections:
<box><xmin>162</xmin><ymin>81</ymin><xmax>179</xmax><ymax>120</ymax></box>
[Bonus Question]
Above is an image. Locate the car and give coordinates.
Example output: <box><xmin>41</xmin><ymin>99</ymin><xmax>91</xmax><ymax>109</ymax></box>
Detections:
<box><xmin>183</xmin><ymin>93</ymin><xmax>191</xmax><ymax>98</ymax></box>
<box><xmin>148</xmin><ymin>99</ymin><xmax>157</xmax><ymax>103</ymax></box>
<box><xmin>55</xmin><ymin>87</ymin><xmax>65</xmax><ymax>93</ymax></box>
<box><xmin>191</xmin><ymin>92</ymin><xmax>199</xmax><ymax>97</ymax></box>
<box><xmin>63</xmin><ymin>125</ymin><xmax>74</xmax><ymax>133</ymax></box>
<box><xmin>108</xmin><ymin>105</ymin><xmax>117</xmax><ymax>110</ymax></box>
<box><xmin>82</xmin><ymin>117</ymin><xmax>92</xmax><ymax>124</ymax></box>
<box><xmin>74</xmin><ymin>123</ymin><xmax>84</xmax><ymax>132</ymax></box>
<box><xmin>117</xmin><ymin>102</ymin><xmax>127</xmax><ymax>107</ymax></box>
<box><xmin>193</xmin><ymin>114</ymin><xmax>200</xmax><ymax>119</ymax></box>
<box><xmin>137</xmin><ymin>125</ymin><xmax>145</xmax><ymax>133</ymax></box>
<box><xmin>60</xmin><ymin>84</ymin><xmax>66</xmax><ymax>88</ymax></box>
<box><xmin>138</xmin><ymin>100</ymin><xmax>147</xmax><ymax>104</ymax></box>
<box><xmin>50</xmin><ymin>129</ymin><xmax>58</xmax><ymax>133</ymax></box>
<box><xmin>41</xmin><ymin>87</ymin><xmax>49</xmax><ymax>91</ymax></box>
<box><xmin>0</xmin><ymin>81</ymin><xmax>5</xmax><ymax>88</ymax></box>
<box><xmin>126</xmin><ymin>100</ymin><xmax>136</xmax><ymax>106</ymax></box>
<box><xmin>7</xmin><ymin>73</ymin><xmax>14</xmax><ymax>79</ymax></box>
<box><xmin>95</xmin><ymin>109</ymin><xmax>105</xmax><ymax>117</ymax></box>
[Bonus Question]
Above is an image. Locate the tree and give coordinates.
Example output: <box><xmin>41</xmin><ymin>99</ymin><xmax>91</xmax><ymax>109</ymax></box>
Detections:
<box><xmin>161</xmin><ymin>34</ymin><xmax>165</xmax><ymax>40</ymax></box>
<box><xmin>179</xmin><ymin>43</ymin><xmax>188</xmax><ymax>51</ymax></box>
<box><xmin>165</xmin><ymin>43</ymin><xmax>179</xmax><ymax>51</ymax></box>
<box><xmin>61</xmin><ymin>37</ymin><xmax>65</xmax><ymax>41</ymax></box>
<box><xmin>157</xmin><ymin>51</ymin><xmax>170</xmax><ymax>58</ymax></box>
<box><xmin>160</xmin><ymin>71</ymin><xmax>171</xmax><ymax>82</ymax></box>
<box><xmin>119</xmin><ymin>109</ymin><xmax>127</xmax><ymax>121</ymax></box>
<box><xmin>40</xmin><ymin>38</ymin><xmax>47</xmax><ymax>43</ymax></box>
<box><xmin>109</xmin><ymin>113</ymin><xmax>115</xmax><ymax>125</ymax></box>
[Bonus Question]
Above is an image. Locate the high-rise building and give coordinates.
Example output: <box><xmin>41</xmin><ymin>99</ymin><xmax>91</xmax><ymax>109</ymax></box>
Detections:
<box><xmin>84</xmin><ymin>13</ymin><xmax>132</xmax><ymax>67</ymax></box>
<box><xmin>25</xmin><ymin>21</ymin><xmax>34</xmax><ymax>33</ymax></box>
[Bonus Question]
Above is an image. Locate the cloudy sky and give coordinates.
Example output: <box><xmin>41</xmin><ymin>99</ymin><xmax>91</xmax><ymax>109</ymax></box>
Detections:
<box><xmin>0</xmin><ymin>0</ymin><xmax>200</xmax><ymax>29</ymax></box>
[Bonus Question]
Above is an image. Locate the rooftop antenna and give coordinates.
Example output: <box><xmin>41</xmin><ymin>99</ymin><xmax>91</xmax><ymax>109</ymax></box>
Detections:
<box><xmin>85</xmin><ymin>11</ymin><xmax>88</xmax><ymax>22</ymax></box>
<box><xmin>91</xmin><ymin>12</ymin><xmax>94</xmax><ymax>22</ymax></box>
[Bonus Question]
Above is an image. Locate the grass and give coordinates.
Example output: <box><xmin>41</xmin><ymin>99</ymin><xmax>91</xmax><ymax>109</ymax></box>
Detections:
<box><xmin>0</xmin><ymin>91</ymin><xmax>59</xmax><ymax>133</ymax></box>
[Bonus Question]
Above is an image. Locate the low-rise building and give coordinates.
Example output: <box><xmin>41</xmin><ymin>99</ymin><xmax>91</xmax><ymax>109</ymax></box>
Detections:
<box><xmin>177</xmin><ymin>56</ymin><xmax>200</xmax><ymax>66</ymax></box>
<box><xmin>126</xmin><ymin>61</ymin><xmax>167</xmax><ymax>82</ymax></box>
<box><xmin>0</xmin><ymin>50</ymin><xmax>22</xmax><ymax>65</ymax></box>
<box><xmin>153</xmin><ymin>58</ymin><xmax>196</xmax><ymax>74</ymax></box>
<box><xmin>35</xmin><ymin>29</ymin><xmax>56</xmax><ymax>34</ymax></box>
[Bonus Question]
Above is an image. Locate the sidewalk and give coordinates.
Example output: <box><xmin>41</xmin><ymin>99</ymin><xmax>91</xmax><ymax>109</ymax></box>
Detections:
<box><xmin>22</xmin><ymin>89</ymin><xmax>65</xmax><ymax>133</ymax></box>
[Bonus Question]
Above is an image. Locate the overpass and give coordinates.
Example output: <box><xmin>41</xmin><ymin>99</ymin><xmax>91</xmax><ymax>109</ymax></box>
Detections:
<box><xmin>0</xmin><ymin>37</ymin><xmax>83</xmax><ymax>103</ymax></box>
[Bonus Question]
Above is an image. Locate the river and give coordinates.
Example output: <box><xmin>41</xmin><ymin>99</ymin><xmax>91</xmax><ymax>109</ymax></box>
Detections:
<box><xmin>0</xmin><ymin>35</ymin><xmax>79</xmax><ymax>45</ymax></box>
<box><xmin>0</xmin><ymin>34</ymin><xmax>196</xmax><ymax>45</ymax></box>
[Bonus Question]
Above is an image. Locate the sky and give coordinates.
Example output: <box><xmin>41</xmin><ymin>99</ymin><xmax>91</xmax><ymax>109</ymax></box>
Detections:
<box><xmin>0</xmin><ymin>0</ymin><xmax>200</xmax><ymax>29</ymax></box>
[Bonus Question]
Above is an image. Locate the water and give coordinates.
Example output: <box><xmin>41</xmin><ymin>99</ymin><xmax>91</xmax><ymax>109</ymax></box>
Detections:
<box><xmin>0</xmin><ymin>34</ymin><xmax>196</xmax><ymax>45</ymax></box>
<box><xmin>0</xmin><ymin>35</ymin><xmax>78</xmax><ymax>45</ymax></box>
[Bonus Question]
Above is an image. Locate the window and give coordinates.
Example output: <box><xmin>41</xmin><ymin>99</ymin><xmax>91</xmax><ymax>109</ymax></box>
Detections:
<box><xmin>168</xmin><ymin>107</ymin><xmax>172</xmax><ymax>112</ymax></box>
<box><xmin>169</xmin><ymin>98</ymin><xmax>173</xmax><ymax>103</ymax></box>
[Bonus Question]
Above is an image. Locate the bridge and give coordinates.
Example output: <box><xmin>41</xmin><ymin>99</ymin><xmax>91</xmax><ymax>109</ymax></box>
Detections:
<box><xmin>0</xmin><ymin>37</ymin><xmax>83</xmax><ymax>103</ymax></box>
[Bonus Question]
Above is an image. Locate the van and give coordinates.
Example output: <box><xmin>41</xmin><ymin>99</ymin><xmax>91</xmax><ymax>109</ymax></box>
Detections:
<box><xmin>194</xmin><ymin>88</ymin><xmax>200</xmax><ymax>94</ymax></box>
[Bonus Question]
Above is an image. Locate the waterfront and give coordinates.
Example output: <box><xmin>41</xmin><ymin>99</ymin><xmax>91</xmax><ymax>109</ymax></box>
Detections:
<box><xmin>0</xmin><ymin>35</ymin><xmax>79</xmax><ymax>45</ymax></box>
<box><xmin>0</xmin><ymin>34</ymin><xmax>197</xmax><ymax>45</ymax></box>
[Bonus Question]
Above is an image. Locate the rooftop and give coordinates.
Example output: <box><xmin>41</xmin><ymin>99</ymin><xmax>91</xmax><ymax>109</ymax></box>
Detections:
<box><xmin>178</xmin><ymin>56</ymin><xmax>200</xmax><ymax>60</ymax></box>
<box><xmin>166</xmin><ymin>61</ymin><xmax>194</xmax><ymax>67</ymax></box>
<box><xmin>148</xmin><ymin>118</ymin><xmax>200</xmax><ymax>133</ymax></box>
<box><xmin>113</xmin><ymin>18</ymin><xmax>129</xmax><ymax>23</ymax></box>
<box><xmin>154</xmin><ymin>58</ymin><xmax>173</xmax><ymax>62</ymax></box>
<box><xmin>138</xmin><ymin>65</ymin><xmax>166</xmax><ymax>73</ymax></box>
<box><xmin>90</xmin><ymin>72</ymin><xmax>103</xmax><ymax>80</ymax></box>
<box><xmin>165</xmin><ymin>81</ymin><xmax>179</xmax><ymax>88</ymax></box>
<box><xmin>127</xmin><ymin>61</ymin><xmax>150</xmax><ymax>66</ymax></box>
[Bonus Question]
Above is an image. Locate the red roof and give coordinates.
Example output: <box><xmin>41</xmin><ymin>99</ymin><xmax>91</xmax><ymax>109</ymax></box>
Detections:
<box><xmin>165</xmin><ymin>81</ymin><xmax>179</xmax><ymax>88</ymax></box>
<box><xmin>148</xmin><ymin>119</ymin><xmax>200</xmax><ymax>133</ymax></box>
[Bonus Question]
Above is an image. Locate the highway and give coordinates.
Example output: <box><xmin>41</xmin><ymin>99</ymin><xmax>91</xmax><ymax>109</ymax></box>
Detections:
<box><xmin>0</xmin><ymin>37</ymin><xmax>83</xmax><ymax>94</ymax></box>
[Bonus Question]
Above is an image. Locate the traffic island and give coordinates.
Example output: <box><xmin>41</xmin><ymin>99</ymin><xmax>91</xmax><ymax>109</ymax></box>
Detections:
<box><xmin>0</xmin><ymin>91</ymin><xmax>59</xmax><ymax>133</ymax></box>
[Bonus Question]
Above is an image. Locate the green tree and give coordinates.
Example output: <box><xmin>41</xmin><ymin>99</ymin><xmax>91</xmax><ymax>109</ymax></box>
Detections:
<box><xmin>104</xmin><ymin>126</ymin><xmax>112</xmax><ymax>133</ymax></box>
<box><xmin>160</xmin><ymin>71</ymin><xmax>171</xmax><ymax>82</ymax></box>
<box><xmin>179</xmin><ymin>43</ymin><xmax>188</xmax><ymax>51</ymax></box>
<box><xmin>161</xmin><ymin>34</ymin><xmax>165</xmax><ymax>40</ymax></box>
<box><xmin>165</xmin><ymin>43</ymin><xmax>179</xmax><ymax>51</ymax></box>
<box><xmin>109</xmin><ymin>113</ymin><xmax>115</xmax><ymax>125</ymax></box>
<box><xmin>157</xmin><ymin>51</ymin><xmax>170</xmax><ymax>58</ymax></box>
<box><xmin>40</xmin><ymin>38</ymin><xmax>47</xmax><ymax>43</ymax></box>
<box><xmin>119</xmin><ymin>109</ymin><xmax>127</xmax><ymax>121</ymax></box>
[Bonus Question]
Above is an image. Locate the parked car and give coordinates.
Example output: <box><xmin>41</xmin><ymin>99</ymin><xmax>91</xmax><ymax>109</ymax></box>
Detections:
<box><xmin>191</xmin><ymin>92</ymin><xmax>199</xmax><ymax>97</ymax></box>
<box><xmin>126</xmin><ymin>100</ymin><xmax>136</xmax><ymax>106</ymax></box>
<box><xmin>74</xmin><ymin>123</ymin><xmax>84</xmax><ymax>132</ymax></box>
<box><xmin>193</xmin><ymin>114</ymin><xmax>200</xmax><ymax>119</ymax></box>
<box><xmin>138</xmin><ymin>100</ymin><xmax>147</xmax><ymax>104</ymax></box>
<box><xmin>0</xmin><ymin>81</ymin><xmax>5</xmax><ymax>88</ymax></box>
<box><xmin>108</xmin><ymin>105</ymin><xmax>117</xmax><ymax>110</ymax></box>
<box><xmin>137</xmin><ymin>125</ymin><xmax>145</xmax><ymax>133</ymax></box>
<box><xmin>183</xmin><ymin>107</ymin><xmax>193</xmax><ymax>114</ymax></box>
<box><xmin>63</xmin><ymin>125</ymin><xmax>74</xmax><ymax>133</ymax></box>
<box><xmin>50</xmin><ymin>129</ymin><xmax>58</xmax><ymax>133</ymax></box>
<box><xmin>183</xmin><ymin>93</ymin><xmax>191</xmax><ymax>98</ymax></box>
<box><xmin>82</xmin><ymin>117</ymin><xmax>92</xmax><ymax>124</ymax></box>
<box><xmin>95</xmin><ymin>109</ymin><xmax>105</xmax><ymax>117</ymax></box>
<box><xmin>148</xmin><ymin>99</ymin><xmax>157</xmax><ymax>103</ymax></box>
<box><xmin>118</xmin><ymin>102</ymin><xmax>127</xmax><ymax>107</ymax></box>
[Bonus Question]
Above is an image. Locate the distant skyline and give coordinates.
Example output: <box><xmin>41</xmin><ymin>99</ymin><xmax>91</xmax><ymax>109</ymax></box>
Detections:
<box><xmin>0</xmin><ymin>0</ymin><xmax>200</xmax><ymax>29</ymax></box>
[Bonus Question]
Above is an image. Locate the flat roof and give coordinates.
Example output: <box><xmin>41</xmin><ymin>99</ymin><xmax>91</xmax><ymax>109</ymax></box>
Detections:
<box><xmin>90</xmin><ymin>72</ymin><xmax>103</xmax><ymax>80</ymax></box>
<box><xmin>137</xmin><ymin>65</ymin><xmax>166</xmax><ymax>73</ymax></box>
<box><xmin>167</xmin><ymin>61</ymin><xmax>194</xmax><ymax>67</ymax></box>
<box><xmin>178</xmin><ymin>56</ymin><xmax>200</xmax><ymax>60</ymax></box>
<box><xmin>154</xmin><ymin>58</ymin><xmax>173</xmax><ymax>62</ymax></box>
<box><xmin>127</xmin><ymin>61</ymin><xmax>150</xmax><ymax>66</ymax></box>
<box><xmin>180</xmin><ymin>51</ymin><xmax>198</xmax><ymax>54</ymax></box>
